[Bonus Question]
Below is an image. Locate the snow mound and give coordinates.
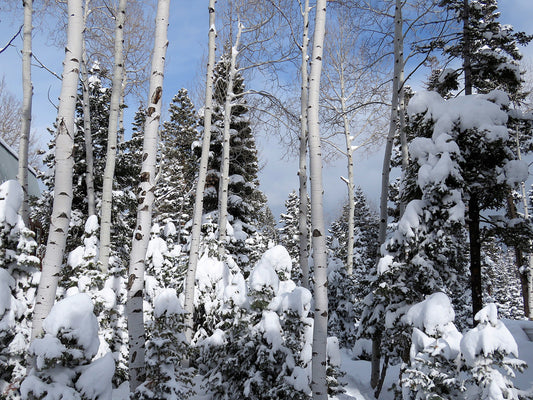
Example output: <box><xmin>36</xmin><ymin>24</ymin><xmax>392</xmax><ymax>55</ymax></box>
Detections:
<box><xmin>75</xmin><ymin>352</ymin><xmax>115</xmax><ymax>400</ymax></box>
<box><xmin>42</xmin><ymin>293</ymin><xmax>100</xmax><ymax>359</ymax></box>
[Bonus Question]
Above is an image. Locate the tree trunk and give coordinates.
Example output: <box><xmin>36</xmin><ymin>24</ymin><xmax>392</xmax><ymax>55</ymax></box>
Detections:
<box><xmin>373</xmin><ymin>0</ymin><xmax>403</xmax><ymax>387</ymax></box>
<box><xmin>463</xmin><ymin>0</ymin><xmax>472</xmax><ymax>96</ymax></box>
<box><xmin>298</xmin><ymin>0</ymin><xmax>310</xmax><ymax>289</ymax></box>
<box><xmin>17</xmin><ymin>0</ymin><xmax>33</xmax><ymax>226</ymax></box>
<box><xmin>340</xmin><ymin>77</ymin><xmax>354</xmax><ymax>276</ymax></box>
<box><xmin>218</xmin><ymin>23</ymin><xmax>242</xmax><ymax>249</ymax></box>
<box><xmin>468</xmin><ymin>194</ymin><xmax>482</xmax><ymax>322</ymax></box>
<box><xmin>183</xmin><ymin>0</ymin><xmax>217</xmax><ymax>350</ymax></box>
<box><xmin>99</xmin><ymin>0</ymin><xmax>127</xmax><ymax>273</ymax></box>
<box><xmin>80</xmin><ymin>53</ymin><xmax>96</xmax><ymax>217</ymax></box>
<box><xmin>31</xmin><ymin>0</ymin><xmax>83</xmax><ymax>340</ymax></box>
<box><xmin>307</xmin><ymin>1</ymin><xmax>328</xmax><ymax>398</ymax></box>
<box><xmin>126</xmin><ymin>0</ymin><xmax>170</xmax><ymax>391</ymax></box>
<box><xmin>397</xmin><ymin>0</ymin><xmax>407</xmax><ymax>216</ymax></box>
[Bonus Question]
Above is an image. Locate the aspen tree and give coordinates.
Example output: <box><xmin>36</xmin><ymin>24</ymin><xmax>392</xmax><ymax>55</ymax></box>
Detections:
<box><xmin>184</xmin><ymin>0</ymin><xmax>217</xmax><ymax>349</ymax></box>
<box><xmin>307</xmin><ymin>0</ymin><xmax>328</xmax><ymax>398</ymax></box>
<box><xmin>99</xmin><ymin>0</ymin><xmax>127</xmax><ymax>273</ymax></box>
<box><xmin>298</xmin><ymin>0</ymin><xmax>311</xmax><ymax>289</ymax></box>
<box><xmin>126</xmin><ymin>0</ymin><xmax>170</xmax><ymax>390</ymax></box>
<box><xmin>17</xmin><ymin>0</ymin><xmax>33</xmax><ymax>226</ymax></box>
<box><xmin>218</xmin><ymin>22</ymin><xmax>242</xmax><ymax>248</ymax></box>
<box><xmin>31</xmin><ymin>0</ymin><xmax>84</xmax><ymax>340</ymax></box>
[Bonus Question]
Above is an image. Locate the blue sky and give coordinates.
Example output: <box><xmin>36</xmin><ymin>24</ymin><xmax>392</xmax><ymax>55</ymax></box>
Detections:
<box><xmin>0</xmin><ymin>0</ymin><xmax>532</xmax><ymax>224</ymax></box>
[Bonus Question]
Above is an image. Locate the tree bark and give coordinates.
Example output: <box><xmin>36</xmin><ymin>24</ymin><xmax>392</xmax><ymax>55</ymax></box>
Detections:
<box><xmin>218</xmin><ymin>23</ymin><xmax>242</xmax><ymax>249</ymax></box>
<box><xmin>126</xmin><ymin>0</ymin><xmax>170</xmax><ymax>391</ymax></box>
<box><xmin>17</xmin><ymin>0</ymin><xmax>33</xmax><ymax>226</ymax></box>
<box><xmin>31</xmin><ymin>0</ymin><xmax>83</xmax><ymax>340</ymax></box>
<box><xmin>184</xmin><ymin>0</ymin><xmax>217</xmax><ymax>350</ymax></box>
<box><xmin>340</xmin><ymin>76</ymin><xmax>354</xmax><ymax>276</ymax></box>
<box><xmin>298</xmin><ymin>0</ymin><xmax>310</xmax><ymax>289</ymax></box>
<box><xmin>99</xmin><ymin>0</ymin><xmax>127</xmax><ymax>273</ymax></box>
<box><xmin>307</xmin><ymin>1</ymin><xmax>328</xmax><ymax>398</ymax></box>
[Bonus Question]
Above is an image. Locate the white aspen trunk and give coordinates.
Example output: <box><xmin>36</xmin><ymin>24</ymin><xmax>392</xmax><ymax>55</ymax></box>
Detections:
<box><xmin>81</xmin><ymin>53</ymin><xmax>96</xmax><ymax>217</ymax></box>
<box><xmin>307</xmin><ymin>1</ymin><xmax>328</xmax><ymax>399</ymax></box>
<box><xmin>184</xmin><ymin>0</ymin><xmax>217</xmax><ymax>349</ymax></box>
<box><xmin>118</xmin><ymin>76</ymin><xmax>126</xmax><ymax>143</ymax></box>
<box><xmin>340</xmin><ymin>95</ymin><xmax>354</xmax><ymax>276</ymax></box>
<box><xmin>126</xmin><ymin>0</ymin><xmax>170</xmax><ymax>390</ymax></box>
<box><xmin>31</xmin><ymin>0</ymin><xmax>83</xmax><ymax>340</ymax></box>
<box><xmin>396</xmin><ymin>0</ymin><xmax>407</xmax><ymax>217</ymax></box>
<box><xmin>218</xmin><ymin>23</ymin><xmax>242</xmax><ymax>249</ymax></box>
<box><xmin>99</xmin><ymin>0</ymin><xmax>127</xmax><ymax>273</ymax></box>
<box><xmin>298</xmin><ymin>0</ymin><xmax>310</xmax><ymax>289</ymax></box>
<box><xmin>372</xmin><ymin>0</ymin><xmax>403</xmax><ymax>389</ymax></box>
<box><xmin>17</xmin><ymin>0</ymin><xmax>33</xmax><ymax>226</ymax></box>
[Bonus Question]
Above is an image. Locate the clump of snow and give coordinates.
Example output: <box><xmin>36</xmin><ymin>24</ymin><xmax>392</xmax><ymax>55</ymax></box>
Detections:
<box><xmin>84</xmin><ymin>215</ymin><xmax>99</xmax><ymax>234</ymax></box>
<box><xmin>502</xmin><ymin>160</ymin><xmax>528</xmax><ymax>185</ymax></box>
<box><xmin>249</xmin><ymin>256</ymin><xmax>279</xmax><ymax>294</ymax></box>
<box><xmin>195</xmin><ymin>254</ymin><xmax>230</xmax><ymax>304</ymax></box>
<box><xmin>41</xmin><ymin>293</ymin><xmax>100</xmax><ymax>359</ymax></box>
<box><xmin>461</xmin><ymin>303</ymin><xmax>519</xmax><ymax>366</ymax></box>
<box><xmin>404</xmin><ymin>292</ymin><xmax>455</xmax><ymax>336</ymax></box>
<box><xmin>154</xmin><ymin>288</ymin><xmax>184</xmax><ymax>318</ymax></box>
<box><xmin>75</xmin><ymin>352</ymin><xmax>115</xmax><ymax>399</ymax></box>
<box><xmin>0</xmin><ymin>180</ymin><xmax>23</xmax><ymax>226</ymax></box>
<box><xmin>327</xmin><ymin>336</ymin><xmax>341</xmax><ymax>367</ymax></box>
<box><xmin>258</xmin><ymin>310</ymin><xmax>283</xmax><ymax>351</ymax></box>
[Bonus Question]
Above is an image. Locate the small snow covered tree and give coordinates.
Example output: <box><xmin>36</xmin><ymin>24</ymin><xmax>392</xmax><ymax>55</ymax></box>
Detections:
<box><xmin>198</xmin><ymin>246</ymin><xmax>313</xmax><ymax>400</ymax></box>
<box><xmin>401</xmin><ymin>292</ymin><xmax>464</xmax><ymax>400</ymax></box>
<box><xmin>461</xmin><ymin>303</ymin><xmax>526</xmax><ymax>400</ymax></box>
<box><xmin>0</xmin><ymin>181</ymin><xmax>39</xmax><ymax>397</ymax></box>
<box><xmin>21</xmin><ymin>293</ymin><xmax>115</xmax><ymax>400</ymax></box>
<box><xmin>134</xmin><ymin>289</ymin><xmax>193</xmax><ymax>400</ymax></box>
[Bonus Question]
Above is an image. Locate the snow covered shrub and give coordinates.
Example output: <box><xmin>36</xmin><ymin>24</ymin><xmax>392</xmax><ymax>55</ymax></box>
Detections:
<box><xmin>461</xmin><ymin>303</ymin><xmax>526</xmax><ymax>400</ymax></box>
<box><xmin>198</xmin><ymin>245</ymin><xmax>313</xmax><ymax>400</ymax></box>
<box><xmin>0</xmin><ymin>180</ymin><xmax>39</xmax><ymax>398</ymax></box>
<box><xmin>134</xmin><ymin>289</ymin><xmax>194</xmax><ymax>400</ymax></box>
<box><xmin>21</xmin><ymin>293</ymin><xmax>114</xmax><ymax>400</ymax></box>
<box><xmin>401</xmin><ymin>293</ymin><xmax>464</xmax><ymax>399</ymax></box>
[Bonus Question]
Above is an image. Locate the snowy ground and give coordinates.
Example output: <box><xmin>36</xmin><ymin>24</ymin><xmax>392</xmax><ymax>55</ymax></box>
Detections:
<box><xmin>112</xmin><ymin>319</ymin><xmax>533</xmax><ymax>399</ymax></box>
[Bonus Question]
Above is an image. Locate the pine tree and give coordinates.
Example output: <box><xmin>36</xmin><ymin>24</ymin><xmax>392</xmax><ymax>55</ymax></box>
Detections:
<box><xmin>155</xmin><ymin>89</ymin><xmax>198</xmax><ymax>237</ymax></box>
<box><xmin>279</xmin><ymin>191</ymin><xmax>310</xmax><ymax>284</ymax></box>
<box><xmin>196</xmin><ymin>53</ymin><xmax>268</xmax><ymax>271</ymax></box>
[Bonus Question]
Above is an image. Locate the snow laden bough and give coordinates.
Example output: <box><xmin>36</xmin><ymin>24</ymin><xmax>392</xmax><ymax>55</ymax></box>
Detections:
<box><xmin>21</xmin><ymin>293</ymin><xmax>115</xmax><ymax>400</ymax></box>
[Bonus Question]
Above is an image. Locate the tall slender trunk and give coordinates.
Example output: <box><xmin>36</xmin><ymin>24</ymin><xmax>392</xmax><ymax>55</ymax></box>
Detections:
<box><xmin>127</xmin><ymin>0</ymin><xmax>170</xmax><ymax>391</ymax></box>
<box><xmin>17</xmin><ymin>0</ymin><xmax>33</xmax><ymax>226</ymax></box>
<box><xmin>397</xmin><ymin>0</ymin><xmax>407</xmax><ymax>216</ymax></box>
<box><xmin>31</xmin><ymin>0</ymin><xmax>83</xmax><ymax>340</ymax></box>
<box><xmin>218</xmin><ymin>23</ymin><xmax>242</xmax><ymax>248</ymax></box>
<box><xmin>307</xmin><ymin>1</ymin><xmax>328</xmax><ymax>398</ymax></box>
<box><xmin>298</xmin><ymin>0</ymin><xmax>310</xmax><ymax>288</ymax></box>
<box><xmin>373</xmin><ymin>0</ymin><xmax>403</xmax><ymax>388</ymax></box>
<box><xmin>340</xmin><ymin>73</ymin><xmax>354</xmax><ymax>276</ymax></box>
<box><xmin>80</xmin><ymin>54</ymin><xmax>96</xmax><ymax>217</ymax></box>
<box><xmin>99</xmin><ymin>0</ymin><xmax>127</xmax><ymax>273</ymax></box>
<box><xmin>468</xmin><ymin>194</ymin><xmax>482</xmax><ymax>321</ymax></box>
<box><xmin>184</xmin><ymin>0</ymin><xmax>217</xmax><ymax>349</ymax></box>
<box><xmin>463</xmin><ymin>0</ymin><xmax>472</xmax><ymax>96</ymax></box>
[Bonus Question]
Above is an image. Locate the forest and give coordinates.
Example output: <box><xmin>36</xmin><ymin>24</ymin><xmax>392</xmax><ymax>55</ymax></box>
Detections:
<box><xmin>0</xmin><ymin>0</ymin><xmax>533</xmax><ymax>399</ymax></box>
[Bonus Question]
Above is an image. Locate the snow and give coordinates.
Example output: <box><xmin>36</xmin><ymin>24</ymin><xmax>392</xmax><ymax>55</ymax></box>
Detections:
<box><xmin>249</xmin><ymin>255</ymin><xmax>279</xmax><ymax>294</ymax></box>
<box><xmin>461</xmin><ymin>304</ymin><xmax>519</xmax><ymax>367</ymax></box>
<box><xmin>258</xmin><ymin>310</ymin><xmax>283</xmax><ymax>351</ymax></box>
<box><xmin>153</xmin><ymin>288</ymin><xmax>184</xmax><ymax>318</ymax></box>
<box><xmin>404</xmin><ymin>292</ymin><xmax>455</xmax><ymax>336</ymax></box>
<box><xmin>76</xmin><ymin>353</ymin><xmax>115</xmax><ymax>400</ymax></box>
<box><xmin>0</xmin><ymin>180</ymin><xmax>23</xmax><ymax>226</ymax></box>
<box><xmin>41</xmin><ymin>293</ymin><xmax>100</xmax><ymax>359</ymax></box>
